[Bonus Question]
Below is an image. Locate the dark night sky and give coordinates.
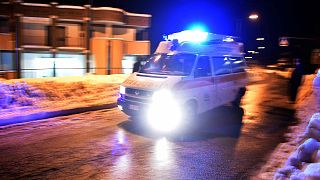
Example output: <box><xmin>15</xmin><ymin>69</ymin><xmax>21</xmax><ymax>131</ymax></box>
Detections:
<box><xmin>24</xmin><ymin>0</ymin><xmax>320</xmax><ymax>54</ymax></box>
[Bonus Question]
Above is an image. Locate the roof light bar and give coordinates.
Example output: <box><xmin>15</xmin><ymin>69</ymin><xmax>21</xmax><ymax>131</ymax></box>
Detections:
<box><xmin>167</xmin><ymin>30</ymin><xmax>208</xmax><ymax>43</ymax></box>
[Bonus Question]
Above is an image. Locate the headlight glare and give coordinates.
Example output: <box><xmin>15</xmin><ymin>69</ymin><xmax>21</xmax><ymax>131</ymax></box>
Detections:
<box><xmin>147</xmin><ymin>90</ymin><xmax>182</xmax><ymax>132</ymax></box>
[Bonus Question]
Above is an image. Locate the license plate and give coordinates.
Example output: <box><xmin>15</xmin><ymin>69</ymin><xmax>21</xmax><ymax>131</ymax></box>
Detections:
<box><xmin>129</xmin><ymin>104</ymin><xmax>139</xmax><ymax>111</ymax></box>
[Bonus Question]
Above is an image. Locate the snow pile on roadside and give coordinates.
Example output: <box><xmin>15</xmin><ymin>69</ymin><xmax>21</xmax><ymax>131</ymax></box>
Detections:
<box><xmin>0</xmin><ymin>81</ymin><xmax>44</xmax><ymax>108</ymax></box>
<box><xmin>255</xmin><ymin>75</ymin><xmax>318</xmax><ymax>179</ymax></box>
<box><xmin>0</xmin><ymin>74</ymin><xmax>129</xmax><ymax>120</ymax></box>
<box><xmin>313</xmin><ymin>70</ymin><xmax>320</xmax><ymax>103</ymax></box>
<box><xmin>296</xmin><ymin>74</ymin><xmax>316</xmax><ymax>104</ymax></box>
<box><xmin>274</xmin><ymin>113</ymin><xmax>320</xmax><ymax>179</ymax></box>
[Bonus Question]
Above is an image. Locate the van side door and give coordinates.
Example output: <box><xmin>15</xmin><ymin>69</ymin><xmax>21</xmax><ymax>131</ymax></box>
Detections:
<box><xmin>193</xmin><ymin>55</ymin><xmax>215</xmax><ymax>113</ymax></box>
<box><xmin>212</xmin><ymin>57</ymin><xmax>233</xmax><ymax>106</ymax></box>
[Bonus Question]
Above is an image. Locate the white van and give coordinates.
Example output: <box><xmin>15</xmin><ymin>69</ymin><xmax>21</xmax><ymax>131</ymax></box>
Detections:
<box><xmin>117</xmin><ymin>30</ymin><xmax>248</xmax><ymax>132</ymax></box>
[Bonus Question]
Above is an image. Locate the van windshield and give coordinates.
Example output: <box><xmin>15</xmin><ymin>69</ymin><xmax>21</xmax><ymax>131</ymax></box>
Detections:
<box><xmin>140</xmin><ymin>53</ymin><xmax>196</xmax><ymax>76</ymax></box>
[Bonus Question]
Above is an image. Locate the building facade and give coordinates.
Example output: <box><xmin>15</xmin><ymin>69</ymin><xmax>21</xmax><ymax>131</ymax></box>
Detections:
<box><xmin>0</xmin><ymin>1</ymin><xmax>151</xmax><ymax>78</ymax></box>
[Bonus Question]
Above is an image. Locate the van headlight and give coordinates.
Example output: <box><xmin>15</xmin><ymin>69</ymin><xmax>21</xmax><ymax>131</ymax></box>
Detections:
<box><xmin>147</xmin><ymin>90</ymin><xmax>182</xmax><ymax>132</ymax></box>
<box><xmin>120</xmin><ymin>85</ymin><xmax>126</xmax><ymax>94</ymax></box>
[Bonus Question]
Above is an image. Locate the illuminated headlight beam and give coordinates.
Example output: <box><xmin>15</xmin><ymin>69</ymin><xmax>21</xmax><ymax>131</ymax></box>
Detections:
<box><xmin>147</xmin><ymin>90</ymin><xmax>182</xmax><ymax>132</ymax></box>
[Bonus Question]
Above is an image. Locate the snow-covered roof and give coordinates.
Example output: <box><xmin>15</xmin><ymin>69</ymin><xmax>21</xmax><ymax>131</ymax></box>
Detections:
<box><xmin>57</xmin><ymin>47</ymin><xmax>85</xmax><ymax>51</ymax></box>
<box><xmin>22</xmin><ymin>17</ymin><xmax>51</xmax><ymax>24</ymax></box>
<box><xmin>91</xmin><ymin>20</ymin><xmax>125</xmax><ymax>25</ymax></box>
<box><xmin>21</xmin><ymin>45</ymin><xmax>51</xmax><ymax>49</ymax></box>
<box><xmin>0</xmin><ymin>33</ymin><xmax>11</xmax><ymax>36</ymax></box>
<box><xmin>22</xmin><ymin>3</ymin><xmax>50</xmax><ymax>7</ymax></box>
<box><xmin>91</xmin><ymin>7</ymin><xmax>151</xmax><ymax>18</ymax></box>
<box><xmin>126</xmin><ymin>12</ymin><xmax>152</xmax><ymax>18</ymax></box>
<box><xmin>91</xmin><ymin>7</ymin><xmax>124</xmax><ymax>13</ymax></box>
<box><xmin>57</xmin><ymin>19</ymin><xmax>84</xmax><ymax>23</ymax></box>
<box><xmin>57</xmin><ymin>5</ymin><xmax>85</xmax><ymax>9</ymax></box>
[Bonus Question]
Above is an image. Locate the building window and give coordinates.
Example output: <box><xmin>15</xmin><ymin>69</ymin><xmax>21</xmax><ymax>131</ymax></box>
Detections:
<box><xmin>22</xmin><ymin>17</ymin><xmax>50</xmax><ymax>46</ymax></box>
<box><xmin>56</xmin><ymin>23</ymin><xmax>83</xmax><ymax>47</ymax></box>
<box><xmin>21</xmin><ymin>52</ymin><xmax>86</xmax><ymax>78</ymax></box>
<box><xmin>122</xmin><ymin>55</ymin><xmax>148</xmax><ymax>74</ymax></box>
<box><xmin>0</xmin><ymin>51</ymin><xmax>14</xmax><ymax>71</ymax></box>
<box><xmin>92</xmin><ymin>25</ymin><xmax>106</xmax><ymax>38</ymax></box>
<box><xmin>56</xmin><ymin>53</ymin><xmax>86</xmax><ymax>77</ymax></box>
<box><xmin>0</xmin><ymin>17</ymin><xmax>10</xmax><ymax>33</ymax></box>
<box><xmin>21</xmin><ymin>52</ymin><xmax>53</xmax><ymax>78</ymax></box>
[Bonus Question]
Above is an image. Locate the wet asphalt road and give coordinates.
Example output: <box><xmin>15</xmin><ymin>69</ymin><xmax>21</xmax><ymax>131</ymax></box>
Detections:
<box><xmin>0</xmin><ymin>73</ymin><xmax>298</xmax><ymax>179</ymax></box>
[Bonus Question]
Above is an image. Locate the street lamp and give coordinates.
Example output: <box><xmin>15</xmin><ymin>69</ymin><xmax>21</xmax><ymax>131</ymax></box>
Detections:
<box><xmin>236</xmin><ymin>13</ymin><xmax>259</xmax><ymax>36</ymax></box>
<box><xmin>256</xmin><ymin>37</ymin><xmax>265</xmax><ymax>41</ymax></box>
<box><xmin>248</xmin><ymin>13</ymin><xmax>259</xmax><ymax>21</ymax></box>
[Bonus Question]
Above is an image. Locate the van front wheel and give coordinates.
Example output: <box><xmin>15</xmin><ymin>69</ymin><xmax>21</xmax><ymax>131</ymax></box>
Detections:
<box><xmin>232</xmin><ymin>87</ymin><xmax>246</xmax><ymax>107</ymax></box>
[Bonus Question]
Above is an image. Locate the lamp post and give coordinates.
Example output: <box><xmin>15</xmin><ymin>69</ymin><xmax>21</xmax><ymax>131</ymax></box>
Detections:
<box><xmin>236</xmin><ymin>13</ymin><xmax>259</xmax><ymax>37</ymax></box>
<box><xmin>236</xmin><ymin>13</ymin><xmax>261</xmax><ymax>62</ymax></box>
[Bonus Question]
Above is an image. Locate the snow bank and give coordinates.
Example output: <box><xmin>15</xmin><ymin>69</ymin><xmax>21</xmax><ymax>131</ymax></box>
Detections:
<box><xmin>0</xmin><ymin>74</ymin><xmax>129</xmax><ymax>120</ymax></box>
<box><xmin>313</xmin><ymin>70</ymin><xmax>320</xmax><ymax>104</ymax></box>
<box><xmin>0</xmin><ymin>81</ymin><xmax>44</xmax><ymax>108</ymax></box>
<box><xmin>255</xmin><ymin>73</ymin><xmax>318</xmax><ymax>179</ymax></box>
<box><xmin>274</xmin><ymin>113</ymin><xmax>320</xmax><ymax>180</ymax></box>
<box><xmin>305</xmin><ymin>113</ymin><xmax>320</xmax><ymax>141</ymax></box>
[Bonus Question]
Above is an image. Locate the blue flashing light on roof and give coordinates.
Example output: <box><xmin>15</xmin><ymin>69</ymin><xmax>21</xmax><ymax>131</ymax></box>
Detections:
<box><xmin>168</xmin><ymin>30</ymin><xmax>208</xmax><ymax>43</ymax></box>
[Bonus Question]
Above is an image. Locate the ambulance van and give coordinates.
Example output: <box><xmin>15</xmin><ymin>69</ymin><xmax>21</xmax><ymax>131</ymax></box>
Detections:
<box><xmin>117</xmin><ymin>30</ymin><xmax>248</xmax><ymax>132</ymax></box>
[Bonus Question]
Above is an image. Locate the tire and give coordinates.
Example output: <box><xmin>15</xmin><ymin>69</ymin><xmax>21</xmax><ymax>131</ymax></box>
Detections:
<box><xmin>232</xmin><ymin>87</ymin><xmax>246</xmax><ymax>107</ymax></box>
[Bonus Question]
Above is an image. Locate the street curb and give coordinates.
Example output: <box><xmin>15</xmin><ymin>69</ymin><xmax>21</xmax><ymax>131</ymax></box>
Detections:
<box><xmin>0</xmin><ymin>103</ymin><xmax>117</xmax><ymax>126</ymax></box>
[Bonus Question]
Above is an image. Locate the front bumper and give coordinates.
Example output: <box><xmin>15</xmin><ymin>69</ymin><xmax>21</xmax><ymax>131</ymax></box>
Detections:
<box><xmin>117</xmin><ymin>94</ymin><xmax>149</xmax><ymax>117</ymax></box>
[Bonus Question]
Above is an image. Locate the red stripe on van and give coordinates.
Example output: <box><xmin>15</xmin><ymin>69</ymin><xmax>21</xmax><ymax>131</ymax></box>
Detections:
<box><xmin>173</xmin><ymin>77</ymin><xmax>214</xmax><ymax>91</ymax></box>
<box><xmin>173</xmin><ymin>72</ymin><xmax>247</xmax><ymax>91</ymax></box>
<box><xmin>214</xmin><ymin>72</ymin><xmax>247</xmax><ymax>83</ymax></box>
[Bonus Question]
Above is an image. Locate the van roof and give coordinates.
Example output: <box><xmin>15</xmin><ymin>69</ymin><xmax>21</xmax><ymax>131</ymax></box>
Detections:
<box><xmin>155</xmin><ymin>41</ymin><xmax>244</xmax><ymax>57</ymax></box>
<box><xmin>156</xmin><ymin>30</ymin><xmax>244</xmax><ymax>57</ymax></box>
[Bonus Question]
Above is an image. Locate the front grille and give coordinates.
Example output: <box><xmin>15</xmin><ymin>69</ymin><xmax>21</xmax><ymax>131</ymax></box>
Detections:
<box><xmin>125</xmin><ymin>96</ymin><xmax>150</xmax><ymax>104</ymax></box>
<box><xmin>126</xmin><ymin>88</ymin><xmax>153</xmax><ymax>98</ymax></box>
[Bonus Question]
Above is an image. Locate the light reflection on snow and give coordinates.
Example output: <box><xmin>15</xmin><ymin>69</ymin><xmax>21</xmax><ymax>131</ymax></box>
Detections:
<box><xmin>115</xmin><ymin>154</ymin><xmax>130</xmax><ymax>170</ymax></box>
<box><xmin>109</xmin><ymin>154</ymin><xmax>131</xmax><ymax>179</ymax></box>
<box><xmin>154</xmin><ymin>137</ymin><xmax>170</xmax><ymax>162</ymax></box>
<box><xmin>241</xmin><ymin>85</ymin><xmax>264</xmax><ymax>124</ymax></box>
<box><xmin>111</xmin><ymin>129</ymin><xmax>128</xmax><ymax>156</ymax></box>
<box><xmin>110</xmin><ymin>129</ymin><xmax>131</xmax><ymax>177</ymax></box>
<box><xmin>117</xmin><ymin>129</ymin><xmax>125</xmax><ymax>144</ymax></box>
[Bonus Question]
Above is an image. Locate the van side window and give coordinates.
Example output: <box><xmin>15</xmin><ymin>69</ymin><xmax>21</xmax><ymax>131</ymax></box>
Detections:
<box><xmin>213</xmin><ymin>57</ymin><xmax>231</xmax><ymax>75</ymax></box>
<box><xmin>194</xmin><ymin>56</ymin><xmax>211</xmax><ymax>78</ymax></box>
<box><xmin>229</xmin><ymin>57</ymin><xmax>246</xmax><ymax>73</ymax></box>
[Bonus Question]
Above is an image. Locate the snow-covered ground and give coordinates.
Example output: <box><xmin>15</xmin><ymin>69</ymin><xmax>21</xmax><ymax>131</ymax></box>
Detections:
<box><xmin>0</xmin><ymin>74</ymin><xmax>128</xmax><ymax>120</ymax></box>
<box><xmin>0</xmin><ymin>67</ymin><xmax>266</xmax><ymax>120</ymax></box>
<box><xmin>0</xmin><ymin>67</ymin><xmax>312</xmax><ymax>121</ymax></box>
<box><xmin>0</xmin><ymin>68</ymin><xmax>267</xmax><ymax>121</ymax></box>
<box><xmin>255</xmin><ymin>73</ymin><xmax>319</xmax><ymax>179</ymax></box>
<box><xmin>0</xmin><ymin>67</ymin><xmax>318</xmax><ymax>178</ymax></box>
